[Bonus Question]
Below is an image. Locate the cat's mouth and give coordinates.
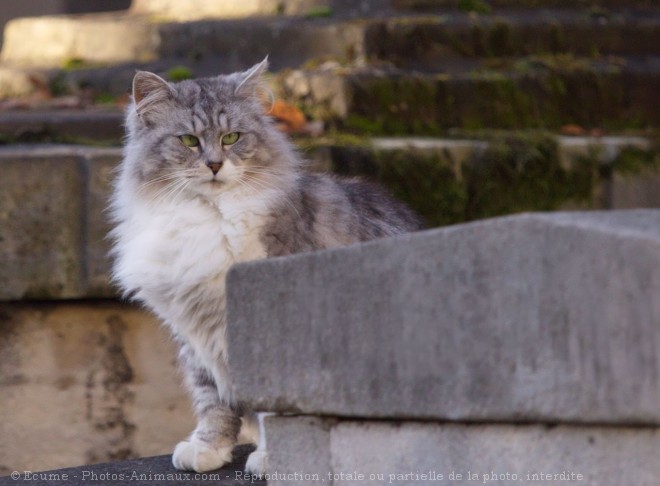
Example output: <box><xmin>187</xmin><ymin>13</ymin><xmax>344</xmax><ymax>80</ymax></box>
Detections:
<box><xmin>202</xmin><ymin>177</ymin><xmax>224</xmax><ymax>187</ymax></box>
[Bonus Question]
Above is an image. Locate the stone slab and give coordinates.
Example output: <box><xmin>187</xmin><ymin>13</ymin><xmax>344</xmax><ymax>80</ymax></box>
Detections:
<box><xmin>0</xmin><ymin>145</ymin><xmax>122</xmax><ymax>299</ymax></box>
<box><xmin>0</xmin><ymin>445</ymin><xmax>261</xmax><ymax>485</ymax></box>
<box><xmin>0</xmin><ymin>153</ymin><xmax>85</xmax><ymax>299</ymax></box>
<box><xmin>227</xmin><ymin>210</ymin><xmax>660</xmax><ymax>424</ymax></box>
<box><xmin>265</xmin><ymin>416</ymin><xmax>660</xmax><ymax>486</ymax></box>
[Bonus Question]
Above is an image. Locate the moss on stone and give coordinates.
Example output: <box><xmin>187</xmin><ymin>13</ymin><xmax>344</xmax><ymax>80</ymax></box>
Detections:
<box><xmin>610</xmin><ymin>143</ymin><xmax>660</xmax><ymax>175</ymax></box>
<box><xmin>312</xmin><ymin>132</ymin><xmax>660</xmax><ymax>228</ymax></box>
<box><xmin>462</xmin><ymin>132</ymin><xmax>599</xmax><ymax>220</ymax></box>
<box><xmin>458</xmin><ymin>0</ymin><xmax>492</xmax><ymax>14</ymax></box>
<box><xmin>344</xmin><ymin>75</ymin><xmax>441</xmax><ymax>135</ymax></box>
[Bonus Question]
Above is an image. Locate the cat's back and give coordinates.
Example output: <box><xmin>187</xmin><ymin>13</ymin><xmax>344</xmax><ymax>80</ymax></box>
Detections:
<box><xmin>261</xmin><ymin>172</ymin><xmax>424</xmax><ymax>257</ymax></box>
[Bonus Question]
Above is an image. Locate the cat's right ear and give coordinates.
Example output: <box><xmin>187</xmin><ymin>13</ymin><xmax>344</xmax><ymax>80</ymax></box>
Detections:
<box><xmin>132</xmin><ymin>71</ymin><xmax>174</xmax><ymax>117</ymax></box>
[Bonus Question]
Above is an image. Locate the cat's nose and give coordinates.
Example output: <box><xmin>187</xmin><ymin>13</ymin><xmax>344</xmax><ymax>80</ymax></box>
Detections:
<box><xmin>206</xmin><ymin>161</ymin><xmax>223</xmax><ymax>175</ymax></box>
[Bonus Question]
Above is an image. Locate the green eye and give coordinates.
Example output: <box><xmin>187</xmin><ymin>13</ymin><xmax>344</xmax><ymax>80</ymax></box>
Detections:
<box><xmin>221</xmin><ymin>132</ymin><xmax>240</xmax><ymax>145</ymax></box>
<box><xmin>179</xmin><ymin>134</ymin><xmax>200</xmax><ymax>148</ymax></box>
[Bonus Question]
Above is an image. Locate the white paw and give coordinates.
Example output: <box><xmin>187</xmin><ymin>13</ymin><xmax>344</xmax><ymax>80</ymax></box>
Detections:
<box><xmin>245</xmin><ymin>449</ymin><xmax>268</xmax><ymax>476</ymax></box>
<box><xmin>172</xmin><ymin>438</ymin><xmax>232</xmax><ymax>472</ymax></box>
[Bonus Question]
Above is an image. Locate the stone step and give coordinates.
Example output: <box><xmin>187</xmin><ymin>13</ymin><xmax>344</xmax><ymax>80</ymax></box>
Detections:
<box><xmin>281</xmin><ymin>59</ymin><xmax>660</xmax><ymax>132</ymax></box>
<box><xmin>227</xmin><ymin>210</ymin><xmax>660</xmax><ymax>424</ymax></box>
<box><xmin>366</xmin><ymin>10</ymin><xmax>660</xmax><ymax>71</ymax></box>
<box><xmin>3</xmin><ymin>8</ymin><xmax>658</xmax><ymax>67</ymax></box>
<box><xmin>0</xmin><ymin>7</ymin><xmax>657</xmax><ymax>96</ymax></box>
<box><xmin>266</xmin><ymin>416</ymin><xmax>660</xmax><ymax>486</ymax></box>
<box><xmin>0</xmin><ymin>135</ymin><xmax>656</xmax><ymax>300</ymax></box>
<box><xmin>4</xmin><ymin>55</ymin><xmax>658</xmax><ymax>134</ymax></box>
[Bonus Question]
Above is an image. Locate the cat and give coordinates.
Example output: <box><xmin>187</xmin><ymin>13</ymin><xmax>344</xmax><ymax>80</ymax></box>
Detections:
<box><xmin>109</xmin><ymin>58</ymin><xmax>423</xmax><ymax>474</ymax></box>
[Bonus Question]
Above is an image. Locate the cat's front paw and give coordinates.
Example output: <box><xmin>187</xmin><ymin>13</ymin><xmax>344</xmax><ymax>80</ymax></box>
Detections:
<box><xmin>172</xmin><ymin>438</ymin><xmax>233</xmax><ymax>472</ymax></box>
<box><xmin>245</xmin><ymin>449</ymin><xmax>268</xmax><ymax>476</ymax></box>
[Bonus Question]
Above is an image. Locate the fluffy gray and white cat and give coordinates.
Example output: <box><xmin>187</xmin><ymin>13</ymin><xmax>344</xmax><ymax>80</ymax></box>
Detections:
<box><xmin>110</xmin><ymin>59</ymin><xmax>423</xmax><ymax>474</ymax></box>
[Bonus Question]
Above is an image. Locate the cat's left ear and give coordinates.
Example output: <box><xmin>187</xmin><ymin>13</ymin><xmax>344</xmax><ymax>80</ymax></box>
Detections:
<box><xmin>132</xmin><ymin>71</ymin><xmax>175</xmax><ymax>117</ymax></box>
<box><xmin>235</xmin><ymin>57</ymin><xmax>269</xmax><ymax>97</ymax></box>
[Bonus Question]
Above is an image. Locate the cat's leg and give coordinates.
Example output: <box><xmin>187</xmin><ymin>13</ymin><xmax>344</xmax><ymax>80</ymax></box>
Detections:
<box><xmin>244</xmin><ymin>412</ymin><xmax>272</xmax><ymax>475</ymax></box>
<box><xmin>172</xmin><ymin>344</ymin><xmax>241</xmax><ymax>472</ymax></box>
<box><xmin>237</xmin><ymin>410</ymin><xmax>259</xmax><ymax>445</ymax></box>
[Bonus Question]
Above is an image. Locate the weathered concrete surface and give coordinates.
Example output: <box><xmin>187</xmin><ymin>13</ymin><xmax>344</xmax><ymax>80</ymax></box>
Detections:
<box><xmin>0</xmin><ymin>301</ymin><xmax>194</xmax><ymax>475</ymax></box>
<box><xmin>266</xmin><ymin>416</ymin><xmax>660</xmax><ymax>486</ymax></box>
<box><xmin>0</xmin><ymin>445</ymin><xmax>262</xmax><ymax>485</ymax></box>
<box><xmin>227</xmin><ymin>210</ymin><xmax>660</xmax><ymax>423</ymax></box>
<box><xmin>0</xmin><ymin>145</ymin><xmax>121</xmax><ymax>299</ymax></box>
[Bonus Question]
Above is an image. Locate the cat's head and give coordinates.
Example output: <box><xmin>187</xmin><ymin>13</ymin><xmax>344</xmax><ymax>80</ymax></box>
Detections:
<box><xmin>125</xmin><ymin>58</ymin><xmax>295</xmax><ymax>200</ymax></box>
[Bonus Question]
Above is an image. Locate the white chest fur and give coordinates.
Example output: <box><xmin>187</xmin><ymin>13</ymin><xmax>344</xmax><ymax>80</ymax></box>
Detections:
<box><xmin>113</xmin><ymin>189</ymin><xmax>270</xmax><ymax>367</ymax></box>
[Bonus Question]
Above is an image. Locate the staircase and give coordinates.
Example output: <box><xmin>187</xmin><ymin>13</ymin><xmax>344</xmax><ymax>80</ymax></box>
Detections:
<box><xmin>0</xmin><ymin>0</ymin><xmax>659</xmax><ymax>477</ymax></box>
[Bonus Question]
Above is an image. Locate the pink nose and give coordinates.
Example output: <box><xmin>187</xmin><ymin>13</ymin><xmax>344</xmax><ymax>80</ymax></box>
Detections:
<box><xmin>206</xmin><ymin>161</ymin><xmax>223</xmax><ymax>175</ymax></box>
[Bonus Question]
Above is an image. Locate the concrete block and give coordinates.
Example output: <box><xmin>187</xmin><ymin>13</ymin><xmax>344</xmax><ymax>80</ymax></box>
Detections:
<box><xmin>227</xmin><ymin>210</ymin><xmax>660</xmax><ymax>424</ymax></box>
<box><xmin>0</xmin><ymin>151</ymin><xmax>85</xmax><ymax>299</ymax></box>
<box><xmin>266</xmin><ymin>416</ymin><xmax>660</xmax><ymax>485</ymax></box>
<box><xmin>0</xmin><ymin>302</ymin><xmax>193</xmax><ymax>474</ymax></box>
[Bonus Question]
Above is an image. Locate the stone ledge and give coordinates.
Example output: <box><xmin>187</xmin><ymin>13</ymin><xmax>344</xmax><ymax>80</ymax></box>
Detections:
<box><xmin>0</xmin><ymin>139</ymin><xmax>656</xmax><ymax>300</ymax></box>
<box><xmin>265</xmin><ymin>416</ymin><xmax>660</xmax><ymax>486</ymax></box>
<box><xmin>227</xmin><ymin>210</ymin><xmax>660</xmax><ymax>423</ymax></box>
<box><xmin>0</xmin><ymin>445</ymin><xmax>263</xmax><ymax>485</ymax></box>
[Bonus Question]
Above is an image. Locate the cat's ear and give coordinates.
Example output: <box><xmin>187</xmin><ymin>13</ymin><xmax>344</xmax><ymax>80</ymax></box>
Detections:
<box><xmin>132</xmin><ymin>71</ymin><xmax>174</xmax><ymax>116</ymax></box>
<box><xmin>235</xmin><ymin>57</ymin><xmax>269</xmax><ymax>97</ymax></box>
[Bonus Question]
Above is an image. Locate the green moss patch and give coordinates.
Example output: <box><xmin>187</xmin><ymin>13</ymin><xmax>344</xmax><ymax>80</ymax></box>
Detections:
<box><xmin>320</xmin><ymin>133</ymin><xmax>659</xmax><ymax>227</ymax></box>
